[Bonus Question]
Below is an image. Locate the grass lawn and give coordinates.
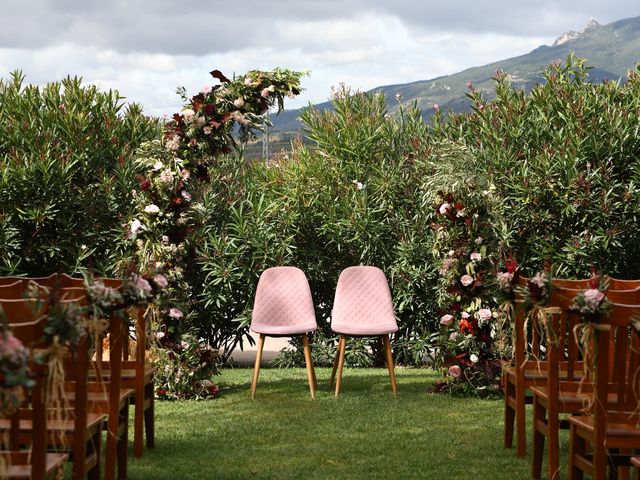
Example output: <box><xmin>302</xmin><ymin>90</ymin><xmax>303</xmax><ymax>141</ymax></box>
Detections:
<box><xmin>125</xmin><ymin>368</ymin><xmax>560</xmax><ymax>479</ymax></box>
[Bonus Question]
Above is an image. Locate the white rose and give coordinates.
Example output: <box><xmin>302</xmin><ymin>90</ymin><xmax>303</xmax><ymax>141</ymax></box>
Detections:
<box><xmin>144</xmin><ymin>204</ymin><xmax>160</xmax><ymax>215</ymax></box>
<box><xmin>470</xmin><ymin>354</ymin><xmax>479</xmax><ymax>363</ymax></box>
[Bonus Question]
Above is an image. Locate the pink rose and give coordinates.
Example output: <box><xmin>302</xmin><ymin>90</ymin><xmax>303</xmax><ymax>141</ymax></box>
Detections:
<box><xmin>461</xmin><ymin>311</ymin><xmax>471</xmax><ymax>320</ymax></box>
<box><xmin>448</xmin><ymin>365</ymin><xmax>462</xmax><ymax>379</ymax></box>
<box><xmin>169</xmin><ymin>307</ymin><xmax>183</xmax><ymax>319</ymax></box>
<box><xmin>470</xmin><ymin>252</ymin><xmax>482</xmax><ymax>262</ymax></box>
<box><xmin>234</xmin><ymin>98</ymin><xmax>245</xmax><ymax>108</ymax></box>
<box><xmin>261</xmin><ymin>88</ymin><xmax>270</xmax><ymax>98</ymax></box>
<box><xmin>440</xmin><ymin>314</ymin><xmax>454</xmax><ymax>327</ymax></box>
<box><xmin>461</xmin><ymin>274</ymin><xmax>474</xmax><ymax>287</ymax></box>
<box><xmin>201</xmin><ymin>85</ymin><xmax>212</xmax><ymax>94</ymax></box>
<box><xmin>135</xmin><ymin>276</ymin><xmax>152</xmax><ymax>294</ymax></box>
<box><xmin>152</xmin><ymin>274</ymin><xmax>168</xmax><ymax>289</ymax></box>
<box><xmin>475</xmin><ymin>308</ymin><xmax>493</xmax><ymax>323</ymax></box>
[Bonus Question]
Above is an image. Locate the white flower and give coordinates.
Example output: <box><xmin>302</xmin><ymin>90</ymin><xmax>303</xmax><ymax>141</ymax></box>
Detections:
<box><xmin>497</xmin><ymin>272</ymin><xmax>514</xmax><ymax>290</ymax></box>
<box><xmin>470</xmin><ymin>252</ymin><xmax>482</xmax><ymax>262</ymax></box>
<box><xmin>244</xmin><ymin>77</ymin><xmax>253</xmax><ymax>86</ymax></box>
<box><xmin>456</xmin><ymin>209</ymin><xmax>466</xmax><ymax>217</ymax></box>
<box><xmin>130</xmin><ymin>219</ymin><xmax>142</xmax><ymax>234</ymax></box>
<box><xmin>439</xmin><ymin>202</ymin><xmax>451</xmax><ymax>215</ymax></box>
<box><xmin>153</xmin><ymin>161</ymin><xmax>164</xmax><ymax>171</ymax></box>
<box><xmin>261</xmin><ymin>88</ymin><xmax>270</xmax><ymax>98</ymax></box>
<box><xmin>234</xmin><ymin>97</ymin><xmax>245</xmax><ymax>108</ymax></box>
<box><xmin>201</xmin><ymin>85</ymin><xmax>212</xmax><ymax>94</ymax></box>
<box><xmin>159</xmin><ymin>169</ymin><xmax>174</xmax><ymax>184</ymax></box>
<box><xmin>448</xmin><ymin>250</ymin><xmax>455</xmax><ymax>257</ymax></box>
<box><xmin>460</xmin><ymin>274</ymin><xmax>474</xmax><ymax>287</ymax></box>
<box><xmin>470</xmin><ymin>354</ymin><xmax>479</xmax><ymax>363</ymax></box>
<box><xmin>351</xmin><ymin>179</ymin><xmax>364</xmax><ymax>190</ymax></box>
<box><xmin>475</xmin><ymin>236</ymin><xmax>483</xmax><ymax>245</ymax></box>
<box><xmin>182</xmin><ymin>108</ymin><xmax>195</xmax><ymax>122</ymax></box>
<box><xmin>461</xmin><ymin>311</ymin><xmax>471</xmax><ymax>320</ymax></box>
<box><xmin>203</xmin><ymin>126</ymin><xmax>212</xmax><ymax>135</ymax></box>
<box><xmin>162</xmin><ymin>235</ymin><xmax>169</xmax><ymax>244</ymax></box>
<box><xmin>181</xmin><ymin>191</ymin><xmax>192</xmax><ymax>202</ymax></box>
<box><xmin>156</xmin><ymin>331</ymin><xmax>166</xmax><ymax>340</ymax></box>
<box><xmin>144</xmin><ymin>204</ymin><xmax>160</xmax><ymax>215</ymax></box>
<box><xmin>165</xmin><ymin>136</ymin><xmax>180</xmax><ymax>152</ymax></box>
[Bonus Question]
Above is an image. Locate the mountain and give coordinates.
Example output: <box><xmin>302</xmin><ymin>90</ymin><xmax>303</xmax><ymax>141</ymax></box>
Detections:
<box><xmin>268</xmin><ymin>15</ymin><xmax>640</xmax><ymax>138</ymax></box>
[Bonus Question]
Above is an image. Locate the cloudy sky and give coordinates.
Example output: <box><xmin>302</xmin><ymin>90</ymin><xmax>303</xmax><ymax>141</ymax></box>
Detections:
<box><xmin>1</xmin><ymin>1</ymin><xmax>638</xmax><ymax>117</ymax></box>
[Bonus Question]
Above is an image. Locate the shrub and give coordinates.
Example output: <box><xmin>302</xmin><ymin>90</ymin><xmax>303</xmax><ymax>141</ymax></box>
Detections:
<box><xmin>0</xmin><ymin>71</ymin><xmax>160</xmax><ymax>275</ymax></box>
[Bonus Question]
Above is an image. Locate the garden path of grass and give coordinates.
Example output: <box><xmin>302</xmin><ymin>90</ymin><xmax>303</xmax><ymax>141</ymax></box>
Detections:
<box><xmin>127</xmin><ymin>368</ymin><xmax>564</xmax><ymax>479</ymax></box>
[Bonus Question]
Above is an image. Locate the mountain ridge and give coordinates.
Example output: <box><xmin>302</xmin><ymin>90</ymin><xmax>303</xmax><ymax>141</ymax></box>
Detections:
<box><xmin>269</xmin><ymin>15</ymin><xmax>640</xmax><ymax>136</ymax></box>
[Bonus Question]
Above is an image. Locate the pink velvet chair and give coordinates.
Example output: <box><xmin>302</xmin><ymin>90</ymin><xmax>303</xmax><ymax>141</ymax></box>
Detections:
<box><xmin>250</xmin><ymin>266</ymin><xmax>318</xmax><ymax>398</ymax></box>
<box><xmin>330</xmin><ymin>266</ymin><xmax>398</xmax><ymax>396</ymax></box>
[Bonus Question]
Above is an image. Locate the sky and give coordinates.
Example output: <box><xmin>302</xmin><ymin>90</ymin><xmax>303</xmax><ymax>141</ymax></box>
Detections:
<box><xmin>1</xmin><ymin>1</ymin><xmax>638</xmax><ymax>117</ymax></box>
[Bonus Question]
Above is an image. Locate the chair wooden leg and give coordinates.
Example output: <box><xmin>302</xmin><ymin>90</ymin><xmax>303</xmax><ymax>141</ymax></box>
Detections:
<box><xmin>547</xmin><ymin>408</ymin><xmax>560</xmax><ymax>480</ymax></box>
<box><xmin>144</xmin><ymin>383</ymin><xmax>155</xmax><ymax>448</ymax></box>
<box><xmin>302</xmin><ymin>334</ymin><xmax>316</xmax><ymax>399</ymax></box>
<box><xmin>504</xmin><ymin>378</ymin><xmax>515</xmax><ymax>448</ymax></box>
<box><xmin>134</xmin><ymin>390</ymin><xmax>144</xmax><ymax>458</ymax></box>
<box><xmin>329</xmin><ymin>336</ymin><xmax>343</xmax><ymax>388</ymax></box>
<box><xmin>118</xmin><ymin>402</ymin><xmax>129</xmax><ymax>479</ymax></box>
<box><xmin>383</xmin><ymin>335</ymin><xmax>397</xmax><ymax>397</ymax></box>
<box><xmin>515</xmin><ymin>378</ymin><xmax>526</xmax><ymax>457</ymax></box>
<box><xmin>334</xmin><ymin>335</ymin><xmax>347</xmax><ymax>397</ymax></box>
<box><xmin>532</xmin><ymin>397</ymin><xmax>545</xmax><ymax>480</ymax></box>
<box><xmin>569</xmin><ymin>424</ymin><xmax>585</xmax><ymax>480</ymax></box>
<box><xmin>251</xmin><ymin>334</ymin><xmax>265</xmax><ymax>399</ymax></box>
<box><xmin>88</xmin><ymin>428</ymin><xmax>102</xmax><ymax>480</ymax></box>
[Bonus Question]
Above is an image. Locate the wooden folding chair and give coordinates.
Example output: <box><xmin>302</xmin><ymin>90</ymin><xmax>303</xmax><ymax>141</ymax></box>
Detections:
<box><xmin>503</xmin><ymin>276</ymin><xmax>591</xmax><ymax>457</ymax></box>
<box><xmin>0</xmin><ymin>317</ymin><xmax>67</xmax><ymax>479</ymax></box>
<box><xmin>66</xmin><ymin>274</ymin><xmax>156</xmax><ymax>459</ymax></box>
<box><xmin>567</xmin><ymin>298</ymin><xmax>640</xmax><ymax>479</ymax></box>
<box><xmin>0</xmin><ymin>296</ymin><xmax>104</xmax><ymax>480</ymax></box>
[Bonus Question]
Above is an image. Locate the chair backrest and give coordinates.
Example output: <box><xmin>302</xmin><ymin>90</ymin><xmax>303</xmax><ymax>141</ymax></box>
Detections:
<box><xmin>585</xmin><ymin>298</ymin><xmax>640</xmax><ymax>478</ymax></box>
<box><xmin>7</xmin><ymin>317</ymin><xmax>49</xmax><ymax>479</ymax></box>
<box><xmin>251</xmin><ymin>266</ymin><xmax>317</xmax><ymax>334</ymax></box>
<box><xmin>605</xmin><ymin>276</ymin><xmax>640</xmax><ymax>290</ymax></box>
<box><xmin>0</xmin><ymin>280</ymin><xmax>25</xmax><ymax>299</ymax></box>
<box><xmin>331</xmin><ymin>266</ymin><xmax>397</xmax><ymax>335</ymax></box>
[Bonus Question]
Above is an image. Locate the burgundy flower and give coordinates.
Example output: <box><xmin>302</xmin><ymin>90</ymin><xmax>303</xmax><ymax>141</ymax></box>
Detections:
<box><xmin>139</xmin><ymin>178</ymin><xmax>151</xmax><ymax>191</ymax></box>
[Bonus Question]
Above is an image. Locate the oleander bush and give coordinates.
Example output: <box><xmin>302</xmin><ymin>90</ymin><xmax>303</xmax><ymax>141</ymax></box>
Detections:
<box><xmin>0</xmin><ymin>71</ymin><xmax>160</xmax><ymax>275</ymax></box>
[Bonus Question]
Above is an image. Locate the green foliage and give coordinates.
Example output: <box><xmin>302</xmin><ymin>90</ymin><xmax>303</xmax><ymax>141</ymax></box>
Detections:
<box><xmin>0</xmin><ymin>71</ymin><xmax>160</xmax><ymax>275</ymax></box>
<box><xmin>440</xmin><ymin>55</ymin><xmax>640</xmax><ymax>277</ymax></box>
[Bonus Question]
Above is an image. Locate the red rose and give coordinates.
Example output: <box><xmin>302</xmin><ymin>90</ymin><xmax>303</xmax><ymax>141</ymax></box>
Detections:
<box><xmin>139</xmin><ymin>178</ymin><xmax>151</xmax><ymax>190</ymax></box>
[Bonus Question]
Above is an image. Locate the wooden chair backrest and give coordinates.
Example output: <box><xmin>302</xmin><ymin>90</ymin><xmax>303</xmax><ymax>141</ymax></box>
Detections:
<box><xmin>7</xmin><ymin>316</ymin><xmax>49</xmax><ymax>479</ymax></box>
<box><xmin>605</xmin><ymin>276</ymin><xmax>640</xmax><ymax>290</ymax></box>
<box><xmin>0</xmin><ymin>280</ymin><xmax>25</xmax><ymax>299</ymax></box>
<box><xmin>586</xmin><ymin>299</ymin><xmax>640</xmax><ymax>478</ymax></box>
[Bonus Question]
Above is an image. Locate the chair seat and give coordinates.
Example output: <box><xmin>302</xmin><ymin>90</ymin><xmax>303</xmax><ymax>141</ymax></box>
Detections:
<box><xmin>250</xmin><ymin>323</ymin><xmax>317</xmax><ymax>335</ymax></box>
<box><xmin>569</xmin><ymin>414</ymin><xmax>640</xmax><ymax>439</ymax></box>
<box><xmin>503</xmin><ymin>364</ymin><xmax>584</xmax><ymax>382</ymax></box>
<box><xmin>66</xmin><ymin>388</ymin><xmax>135</xmax><ymax>413</ymax></box>
<box><xmin>530</xmin><ymin>385</ymin><xmax>593</xmax><ymax>411</ymax></box>
<box><xmin>0</xmin><ymin>412</ymin><xmax>105</xmax><ymax>438</ymax></box>
<box><xmin>331</xmin><ymin>322</ymin><xmax>397</xmax><ymax>336</ymax></box>
<box><xmin>0</xmin><ymin>451</ymin><xmax>68</xmax><ymax>479</ymax></box>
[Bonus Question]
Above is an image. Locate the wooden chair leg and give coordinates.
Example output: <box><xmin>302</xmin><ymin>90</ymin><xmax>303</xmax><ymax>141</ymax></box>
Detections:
<box><xmin>134</xmin><ymin>390</ymin><xmax>144</xmax><ymax>458</ymax></box>
<box><xmin>504</xmin><ymin>378</ymin><xmax>515</xmax><ymax>448</ymax></box>
<box><xmin>383</xmin><ymin>335</ymin><xmax>397</xmax><ymax>397</ymax></box>
<box><xmin>302</xmin><ymin>334</ymin><xmax>316</xmax><ymax>399</ymax></box>
<box><xmin>329</xmin><ymin>336</ymin><xmax>343</xmax><ymax>388</ymax></box>
<box><xmin>547</xmin><ymin>409</ymin><xmax>560</xmax><ymax>480</ymax></box>
<box><xmin>569</xmin><ymin>424</ymin><xmax>585</xmax><ymax>480</ymax></box>
<box><xmin>251</xmin><ymin>334</ymin><xmax>265</xmax><ymax>399</ymax></box>
<box><xmin>334</xmin><ymin>335</ymin><xmax>347</xmax><ymax>397</ymax></box>
<box><xmin>145</xmin><ymin>383</ymin><xmax>155</xmax><ymax>448</ymax></box>
<box><xmin>118</xmin><ymin>403</ymin><xmax>129</xmax><ymax>479</ymax></box>
<box><xmin>515</xmin><ymin>378</ymin><xmax>526</xmax><ymax>456</ymax></box>
<box><xmin>88</xmin><ymin>428</ymin><xmax>102</xmax><ymax>480</ymax></box>
<box><xmin>532</xmin><ymin>397</ymin><xmax>545</xmax><ymax>480</ymax></box>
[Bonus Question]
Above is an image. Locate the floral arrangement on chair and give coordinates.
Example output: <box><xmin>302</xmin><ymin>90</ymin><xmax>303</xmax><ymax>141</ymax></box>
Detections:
<box><xmin>0</xmin><ymin>321</ymin><xmax>33</xmax><ymax>417</ymax></box>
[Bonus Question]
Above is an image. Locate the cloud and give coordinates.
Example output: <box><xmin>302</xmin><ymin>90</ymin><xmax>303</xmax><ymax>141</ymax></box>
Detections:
<box><xmin>1</xmin><ymin>1</ymin><xmax>638</xmax><ymax>118</ymax></box>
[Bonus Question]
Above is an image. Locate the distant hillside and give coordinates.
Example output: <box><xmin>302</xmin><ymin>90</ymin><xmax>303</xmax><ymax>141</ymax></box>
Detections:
<box><xmin>267</xmin><ymin>15</ymin><xmax>640</xmax><ymax>141</ymax></box>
